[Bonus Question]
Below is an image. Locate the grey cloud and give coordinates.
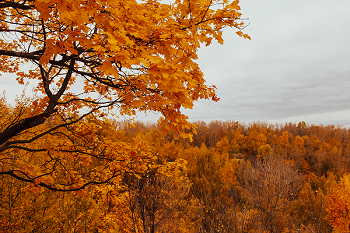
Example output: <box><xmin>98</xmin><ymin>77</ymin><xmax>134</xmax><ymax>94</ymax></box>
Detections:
<box><xmin>183</xmin><ymin>0</ymin><xmax>350</xmax><ymax>125</ymax></box>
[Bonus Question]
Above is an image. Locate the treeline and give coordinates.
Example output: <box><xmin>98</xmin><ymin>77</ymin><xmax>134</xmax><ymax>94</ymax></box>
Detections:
<box><xmin>2</xmin><ymin>118</ymin><xmax>350</xmax><ymax>232</ymax></box>
<box><xmin>122</xmin><ymin>120</ymin><xmax>350</xmax><ymax>178</ymax></box>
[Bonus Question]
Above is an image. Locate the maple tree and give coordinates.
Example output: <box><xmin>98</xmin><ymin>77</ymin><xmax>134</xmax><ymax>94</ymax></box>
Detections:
<box><xmin>240</xmin><ymin>155</ymin><xmax>302</xmax><ymax>232</ymax></box>
<box><xmin>292</xmin><ymin>172</ymin><xmax>336</xmax><ymax>232</ymax></box>
<box><xmin>326</xmin><ymin>174</ymin><xmax>350</xmax><ymax>233</ymax></box>
<box><xmin>118</xmin><ymin>160</ymin><xmax>193</xmax><ymax>233</ymax></box>
<box><xmin>0</xmin><ymin>0</ymin><xmax>249</xmax><ymax>190</ymax></box>
<box><xmin>185</xmin><ymin>142</ymin><xmax>250</xmax><ymax>232</ymax></box>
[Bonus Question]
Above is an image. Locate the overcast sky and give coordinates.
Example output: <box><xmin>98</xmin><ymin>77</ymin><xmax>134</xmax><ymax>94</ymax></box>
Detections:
<box><xmin>162</xmin><ymin>0</ymin><xmax>350</xmax><ymax>125</ymax></box>
<box><xmin>180</xmin><ymin>0</ymin><xmax>350</xmax><ymax>126</ymax></box>
<box><xmin>2</xmin><ymin>0</ymin><xmax>350</xmax><ymax>126</ymax></box>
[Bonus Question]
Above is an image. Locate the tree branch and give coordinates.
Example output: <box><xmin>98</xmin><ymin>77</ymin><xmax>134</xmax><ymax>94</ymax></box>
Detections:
<box><xmin>0</xmin><ymin>1</ymin><xmax>34</xmax><ymax>10</ymax></box>
<box><xmin>0</xmin><ymin>109</ymin><xmax>58</xmax><ymax>147</ymax></box>
<box><xmin>0</xmin><ymin>169</ymin><xmax>121</xmax><ymax>192</ymax></box>
<box><xmin>0</xmin><ymin>49</ymin><xmax>43</xmax><ymax>59</ymax></box>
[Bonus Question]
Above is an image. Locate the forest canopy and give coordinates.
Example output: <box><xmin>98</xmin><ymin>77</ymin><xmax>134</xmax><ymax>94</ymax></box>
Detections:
<box><xmin>1</xmin><ymin>118</ymin><xmax>350</xmax><ymax>232</ymax></box>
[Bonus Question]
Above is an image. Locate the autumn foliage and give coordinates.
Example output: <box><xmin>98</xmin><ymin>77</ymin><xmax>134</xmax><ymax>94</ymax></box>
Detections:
<box><xmin>326</xmin><ymin>174</ymin><xmax>350</xmax><ymax>232</ymax></box>
<box><xmin>0</xmin><ymin>0</ymin><xmax>249</xmax><ymax>190</ymax></box>
<box><xmin>1</xmin><ymin>114</ymin><xmax>350</xmax><ymax>231</ymax></box>
<box><xmin>2</xmin><ymin>0</ymin><xmax>350</xmax><ymax>232</ymax></box>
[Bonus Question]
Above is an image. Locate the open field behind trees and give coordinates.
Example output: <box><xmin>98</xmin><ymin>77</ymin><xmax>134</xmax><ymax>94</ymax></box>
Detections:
<box><xmin>2</xmin><ymin>114</ymin><xmax>350</xmax><ymax>232</ymax></box>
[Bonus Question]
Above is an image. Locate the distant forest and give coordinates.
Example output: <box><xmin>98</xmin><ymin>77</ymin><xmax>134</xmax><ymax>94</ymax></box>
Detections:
<box><xmin>2</xmin><ymin>118</ymin><xmax>350</xmax><ymax>232</ymax></box>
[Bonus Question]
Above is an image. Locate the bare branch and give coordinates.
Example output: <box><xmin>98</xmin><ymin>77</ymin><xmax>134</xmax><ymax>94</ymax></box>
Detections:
<box><xmin>0</xmin><ymin>169</ymin><xmax>121</xmax><ymax>191</ymax></box>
